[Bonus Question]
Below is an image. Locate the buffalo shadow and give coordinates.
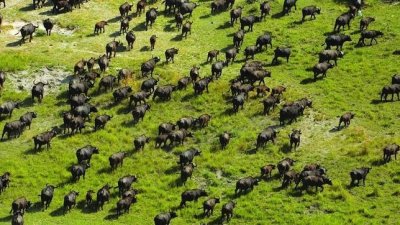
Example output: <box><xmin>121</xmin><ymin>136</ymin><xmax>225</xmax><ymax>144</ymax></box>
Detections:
<box><xmin>97</xmin><ymin>167</ymin><xmax>113</xmax><ymax>175</ymax></box>
<box><xmin>0</xmin><ymin>215</ymin><xmax>12</xmax><ymax>223</ymax></box>
<box><xmin>168</xmin><ymin>177</ymin><xmax>184</xmax><ymax>187</ymax></box>
<box><xmin>104</xmin><ymin>214</ymin><xmax>119</xmax><ymax>220</ymax></box>
<box><xmin>19</xmin><ymin>5</ymin><xmax>34</xmax><ymax>12</ymax></box>
<box><xmin>371</xmin><ymin>159</ymin><xmax>385</xmax><ymax>166</ymax></box>
<box><xmin>181</xmin><ymin>92</ymin><xmax>197</xmax><ymax>101</ymax></box>
<box><xmin>280</xmin><ymin>143</ymin><xmax>291</xmax><ymax>153</ymax></box>
<box><xmin>370</xmin><ymin>99</ymin><xmax>386</xmax><ymax>105</ymax></box>
<box><xmin>170</xmin><ymin>35</ymin><xmax>183</xmax><ymax>42</ymax></box>
<box><xmin>27</xmin><ymin>202</ymin><xmax>44</xmax><ymax>213</ymax></box>
<box><xmin>217</xmin><ymin>21</ymin><xmax>232</xmax><ymax>30</ymax></box>
<box><xmin>207</xmin><ymin>216</ymin><xmax>224</xmax><ymax>225</ymax></box>
<box><xmin>220</xmin><ymin>108</ymin><xmax>235</xmax><ymax>116</ymax></box>
<box><xmin>6</xmin><ymin>40</ymin><xmax>22</xmax><ymax>47</ymax></box>
<box><xmin>109</xmin><ymin>31</ymin><xmax>122</xmax><ymax>38</ymax></box>
<box><xmin>272</xmin><ymin>11</ymin><xmax>285</xmax><ymax>19</ymax></box>
<box><xmin>49</xmin><ymin>206</ymin><xmax>65</xmax><ymax>217</ymax></box>
<box><xmin>300</xmin><ymin>77</ymin><xmax>315</xmax><ymax>84</ymax></box>
<box><xmin>77</xmin><ymin>200</ymin><xmax>97</xmax><ymax>214</ymax></box>
<box><xmin>132</xmin><ymin>22</ymin><xmax>146</xmax><ymax>31</ymax></box>
<box><xmin>56</xmin><ymin>177</ymin><xmax>75</xmax><ymax>188</ymax></box>
<box><xmin>163</xmin><ymin>24</ymin><xmax>177</xmax><ymax>32</ymax></box>
<box><xmin>107</xmin><ymin>16</ymin><xmax>122</xmax><ymax>24</ymax></box>
<box><xmin>199</xmin><ymin>14</ymin><xmax>211</xmax><ymax>19</ymax></box>
<box><xmin>38</xmin><ymin>10</ymin><xmax>57</xmax><ymax>16</ymax></box>
<box><xmin>244</xmin><ymin>148</ymin><xmax>257</xmax><ymax>155</ymax></box>
<box><xmin>140</xmin><ymin>46</ymin><xmax>150</xmax><ymax>52</ymax></box>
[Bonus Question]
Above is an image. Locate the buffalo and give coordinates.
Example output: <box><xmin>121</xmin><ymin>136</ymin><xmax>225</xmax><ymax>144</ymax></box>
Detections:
<box><xmin>73</xmin><ymin>103</ymin><xmax>98</xmax><ymax>121</ymax></box>
<box><xmin>180</xmin><ymin>2</ymin><xmax>198</xmax><ymax>17</ymax></box>
<box><xmin>132</xmin><ymin>104</ymin><xmax>151</xmax><ymax>122</ymax></box>
<box><xmin>181</xmin><ymin>162</ymin><xmax>195</xmax><ymax>185</ymax></box>
<box><xmin>360</xmin><ymin>17</ymin><xmax>375</xmax><ymax>31</ymax></box>
<box><xmin>272</xmin><ymin>47</ymin><xmax>291</xmax><ymax>64</ymax></box>
<box><xmin>33</xmin><ymin>128</ymin><xmax>58</xmax><ymax>150</ymax></box>
<box><xmin>358</xmin><ymin>30</ymin><xmax>384</xmax><ymax>46</ymax></box>
<box><xmin>76</xmin><ymin>145</ymin><xmax>99</xmax><ymax>163</ymax></box>
<box><xmin>165</xmin><ymin>48</ymin><xmax>179</xmax><ymax>63</ymax></box>
<box><xmin>302</xmin><ymin>5</ymin><xmax>320</xmax><ymax>22</ymax></box>
<box><xmin>277</xmin><ymin>158</ymin><xmax>295</xmax><ymax>178</ymax></box>
<box><xmin>301</xmin><ymin>175</ymin><xmax>332</xmax><ymax>192</ymax></box>
<box><xmin>130</xmin><ymin>91</ymin><xmax>151</xmax><ymax>106</ymax></box>
<box><xmin>240</xmin><ymin>15</ymin><xmax>260</xmax><ymax>32</ymax></box>
<box><xmin>0</xmin><ymin>101</ymin><xmax>20</xmax><ymax>118</ymax></box>
<box><xmin>334</xmin><ymin>11</ymin><xmax>355</xmax><ymax>32</ymax></box>
<box><xmin>106</xmin><ymin>40</ymin><xmax>122</xmax><ymax>58</ymax></box>
<box><xmin>180</xmin><ymin>189</ymin><xmax>208</xmax><ymax>207</ymax></box>
<box><xmin>31</xmin><ymin>80</ymin><xmax>48</xmax><ymax>103</ymax></box>
<box><xmin>230</xmin><ymin>7</ymin><xmax>242</xmax><ymax>25</ymax></box>
<box><xmin>141</xmin><ymin>57</ymin><xmax>161</xmax><ymax>77</ymax></box>
<box><xmin>281</xmin><ymin>170</ymin><xmax>299</xmax><ymax>188</ymax></box>
<box><xmin>43</xmin><ymin>18</ymin><xmax>54</xmax><ymax>36</ymax></box>
<box><xmin>94</xmin><ymin>21</ymin><xmax>108</xmax><ymax>34</ymax></box>
<box><xmin>177</xmin><ymin>76</ymin><xmax>192</xmax><ymax>90</ymax></box>
<box><xmin>96</xmin><ymin>184</ymin><xmax>111</xmax><ymax>210</ymax></box>
<box><xmin>120</xmin><ymin>16</ymin><xmax>131</xmax><ymax>34</ymax></box>
<box><xmin>126</xmin><ymin>31</ymin><xmax>136</xmax><ymax>50</ymax></box>
<box><xmin>203</xmin><ymin>198</ymin><xmax>220</xmax><ymax>217</ymax></box>
<box><xmin>207</xmin><ymin>50</ymin><xmax>220</xmax><ymax>62</ymax></box>
<box><xmin>134</xmin><ymin>135</ymin><xmax>150</xmax><ymax>151</ymax></box>
<box><xmin>289</xmin><ymin>129</ymin><xmax>301</xmax><ymax>150</ymax></box>
<box><xmin>119</xmin><ymin>2</ymin><xmax>133</xmax><ymax>17</ymax></box>
<box><xmin>244</xmin><ymin>45</ymin><xmax>258</xmax><ymax>60</ymax></box>
<box><xmin>233</xmin><ymin>29</ymin><xmax>244</xmax><ymax>48</ymax></box>
<box><xmin>383</xmin><ymin>144</ymin><xmax>400</xmax><ymax>163</ymax></box>
<box><xmin>68</xmin><ymin>78</ymin><xmax>94</xmax><ymax>97</ymax></box>
<box><xmin>255</xmin><ymin>85</ymin><xmax>270</xmax><ymax>97</ymax></box>
<box><xmin>323</xmin><ymin>34</ymin><xmax>352</xmax><ymax>50</ymax></box>
<box><xmin>179</xmin><ymin>148</ymin><xmax>201</xmax><ymax>167</ymax></box>
<box><xmin>74</xmin><ymin>59</ymin><xmax>87</xmax><ymax>75</ymax></box>
<box><xmin>11</xmin><ymin>211</ymin><xmax>23</xmax><ymax>225</ymax></box>
<box><xmin>391</xmin><ymin>74</ymin><xmax>400</xmax><ymax>85</ymax></box>
<box><xmin>63</xmin><ymin>191</ymin><xmax>79</xmax><ymax>213</ymax></box>
<box><xmin>109</xmin><ymin>152</ymin><xmax>129</xmax><ymax>170</ymax></box>
<box><xmin>194</xmin><ymin>76</ymin><xmax>213</xmax><ymax>94</ymax></box>
<box><xmin>98</xmin><ymin>54</ymin><xmax>109</xmax><ymax>72</ymax></box>
<box><xmin>283</xmin><ymin>0</ymin><xmax>297</xmax><ymax>14</ymax></box>
<box><xmin>260</xmin><ymin>164</ymin><xmax>275</xmax><ymax>179</ymax></box>
<box><xmin>318</xmin><ymin>49</ymin><xmax>344</xmax><ymax>66</ymax></box>
<box><xmin>313</xmin><ymin>62</ymin><xmax>334</xmax><ymax>81</ymax></box>
<box><xmin>279</xmin><ymin>104</ymin><xmax>305</xmax><ymax>125</ymax></box>
<box><xmin>0</xmin><ymin>71</ymin><xmax>5</xmax><ymax>90</ymax></box>
<box><xmin>262</xmin><ymin>95</ymin><xmax>280</xmax><ymax>115</ymax></box>
<box><xmin>219</xmin><ymin>131</ymin><xmax>231</xmax><ymax>149</ymax></box>
<box><xmin>155</xmin><ymin>134</ymin><xmax>169</xmax><ymax>148</ymax></box>
<box><xmin>146</xmin><ymin>8</ymin><xmax>158</xmax><ymax>30</ymax></box>
<box><xmin>177</xmin><ymin>117</ymin><xmax>195</xmax><ymax>130</ymax></box>
<box><xmin>256</xmin><ymin>33</ymin><xmax>272</xmax><ymax>51</ymax></box>
<box><xmin>182</xmin><ymin>21</ymin><xmax>192</xmax><ymax>38</ymax></box>
<box><xmin>221</xmin><ymin>201</ymin><xmax>236</xmax><ymax>222</ymax></box>
<box><xmin>40</xmin><ymin>184</ymin><xmax>56</xmax><ymax>210</ymax></box>
<box><xmin>69</xmin><ymin>93</ymin><xmax>90</xmax><ymax>109</ymax></box>
<box><xmin>113</xmin><ymin>86</ymin><xmax>133</xmax><ymax>103</ymax></box>
<box><xmin>118</xmin><ymin>175</ymin><xmax>138</xmax><ymax>196</ymax></box>
<box><xmin>118</xmin><ymin>69</ymin><xmax>132</xmax><ymax>84</ymax></box>
<box><xmin>19</xmin><ymin>112</ymin><xmax>37</xmax><ymax>129</ymax></box>
<box><xmin>338</xmin><ymin>112</ymin><xmax>355</xmax><ymax>128</ymax></box>
<box><xmin>10</xmin><ymin>197</ymin><xmax>31</xmax><ymax>215</ymax></box>
<box><xmin>350</xmin><ymin>167</ymin><xmax>371</xmax><ymax>186</ymax></box>
<box><xmin>256</xmin><ymin>126</ymin><xmax>278</xmax><ymax>149</ymax></box>
<box><xmin>1</xmin><ymin>120</ymin><xmax>26</xmax><ymax>140</ymax></box>
<box><xmin>150</xmin><ymin>35</ymin><xmax>157</xmax><ymax>50</ymax></box>
<box><xmin>70</xmin><ymin>161</ymin><xmax>90</xmax><ymax>181</ymax></box>
<box><xmin>86</xmin><ymin>57</ymin><xmax>96</xmax><ymax>72</ymax></box>
<box><xmin>94</xmin><ymin>115</ymin><xmax>112</xmax><ymax>131</ymax></box>
<box><xmin>212</xmin><ymin>61</ymin><xmax>226</xmax><ymax>78</ymax></box>
<box><xmin>381</xmin><ymin>84</ymin><xmax>400</xmax><ymax>101</ymax></box>
<box><xmin>175</xmin><ymin>12</ymin><xmax>183</xmax><ymax>29</ymax></box>
<box><xmin>154</xmin><ymin>212</ymin><xmax>177</xmax><ymax>225</ymax></box>
<box><xmin>195</xmin><ymin>114</ymin><xmax>211</xmax><ymax>128</ymax></box>
<box><xmin>158</xmin><ymin>122</ymin><xmax>176</xmax><ymax>135</ymax></box>
<box><xmin>235</xmin><ymin>177</ymin><xmax>259</xmax><ymax>195</ymax></box>
<box><xmin>17</xmin><ymin>23</ymin><xmax>38</xmax><ymax>45</ymax></box>
<box><xmin>86</xmin><ymin>190</ymin><xmax>95</xmax><ymax>206</ymax></box>
<box><xmin>168</xmin><ymin>129</ymin><xmax>193</xmax><ymax>146</ymax></box>
<box><xmin>141</xmin><ymin>77</ymin><xmax>159</xmax><ymax>93</ymax></box>
<box><xmin>232</xmin><ymin>93</ymin><xmax>245</xmax><ymax>113</ymax></box>
<box><xmin>260</xmin><ymin>2</ymin><xmax>270</xmax><ymax>20</ymax></box>
<box><xmin>98</xmin><ymin>75</ymin><xmax>117</xmax><ymax>92</ymax></box>
<box><xmin>116</xmin><ymin>194</ymin><xmax>137</xmax><ymax>216</ymax></box>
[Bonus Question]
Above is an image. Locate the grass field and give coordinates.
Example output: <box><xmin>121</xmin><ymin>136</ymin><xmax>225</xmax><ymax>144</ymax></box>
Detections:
<box><xmin>0</xmin><ymin>0</ymin><xmax>399</xmax><ymax>224</ymax></box>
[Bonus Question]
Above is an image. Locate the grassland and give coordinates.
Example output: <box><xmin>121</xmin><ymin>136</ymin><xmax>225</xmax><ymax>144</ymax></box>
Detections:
<box><xmin>0</xmin><ymin>0</ymin><xmax>399</xmax><ymax>224</ymax></box>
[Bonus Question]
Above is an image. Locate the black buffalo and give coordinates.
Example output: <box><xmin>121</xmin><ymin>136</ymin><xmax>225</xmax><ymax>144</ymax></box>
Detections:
<box><xmin>106</xmin><ymin>40</ymin><xmax>121</xmax><ymax>58</ymax></box>
<box><xmin>182</xmin><ymin>21</ymin><xmax>192</xmax><ymax>38</ymax></box>
<box><xmin>219</xmin><ymin>131</ymin><xmax>231</xmax><ymax>149</ymax></box>
<box><xmin>176</xmin><ymin>117</ymin><xmax>195</xmax><ymax>130</ymax></box>
<box><xmin>279</xmin><ymin>104</ymin><xmax>305</xmax><ymax>125</ymax></box>
<box><xmin>260</xmin><ymin>164</ymin><xmax>275</xmax><ymax>179</ymax></box>
<box><xmin>118</xmin><ymin>69</ymin><xmax>132</xmax><ymax>84</ymax></box>
<box><xmin>158</xmin><ymin>122</ymin><xmax>176</xmax><ymax>135</ymax></box>
<box><xmin>120</xmin><ymin>16</ymin><xmax>131</xmax><ymax>34</ymax></box>
<box><xmin>256</xmin><ymin>126</ymin><xmax>278</xmax><ymax>149</ymax></box>
<box><xmin>179</xmin><ymin>148</ymin><xmax>201</xmax><ymax>167</ymax></box>
<box><xmin>244</xmin><ymin>45</ymin><xmax>258</xmax><ymax>60</ymax></box>
<box><xmin>277</xmin><ymin>158</ymin><xmax>295</xmax><ymax>178</ymax></box>
<box><xmin>76</xmin><ymin>145</ymin><xmax>99</xmax><ymax>163</ymax></box>
<box><xmin>154</xmin><ymin>212</ymin><xmax>177</xmax><ymax>225</ymax></box>
<box><xmin>381</xmin><ymin>84</ymin><xmax>400</xmax><ymax>101</ymax></box>
<box><xmin>221</xmin><ymin>201</ymin><xmax>236</xmax><ymax>222</ymax></box>
<box><xmin>194</xmin><ymin>76</ymin><xmax>213</xmax><ymax>94</ymax></box>
<box><xmin>262</xmin><ymin>95</ymin><xmax>280</xmax><ymax>115</ymax></box>
<box><xmin>132</xmin><ymin>104</ymin><xmax>151</xmax><ymax>123</ymax></box>
<box><xmin>33</xmin><ymin>128</ymin><xmax>58</xmax><ymax>150</ymax></box>
<box><xmin>289</xmin><ymin>129</ymin><xmax>301</xmax><ymax>150</ymax></box>
<box><xmin>230</xmin><ymin>7</ymin><xmax>242</xmax><ymax>25</ymax></box>
<box><xmin>32</xmin><ymin>80</ymin><xmax>48</xmax><ymax>103</ymax></box>
<box><xmin>109</xmin><ymin>152</ymin><xmax>129</xmax><ymax>170</ymax></box>
<box><xmin>177</xmin><ymin>76</ymin><xmax>192</xmax><ymax>90</ymax></box>
<box><xmin>0</xmin><ymin>101</ymin><xmax>20</xmax><ymax>118</ymax></box>
<box><xmin>10</xmin><ymin>197</ymin><xmax>31</xmax><ymax>215</ymax></box>
<box><xmin>43</xmin><ymin>18</ymin><xmax>54</xmax><ymax>36</ymax></box>
<box><xmin>0</xmin><ymin>71</ymin><xmax>5</xmax><ymax>90</ymax></box>
<box><xmin>240</xmin><ymin>15</ymin><xmax>260</xmax><ymax>32</ymax></box>
<box><xmin>118</xmin><ymin>175</ymin><xmax>138</xmax><ymax>196</ymax></box>
<box><xmin>302</xmin><ymin>5</ymin><xmax>320</xmax><ymax>22</ymax></box>
<box><xmin>68</xmin><ymin>78</ymin><xmax>94</xmax><ymax>97</ymax></box>
<box><xmin>40</xmin><ymin>184</ymin><xmax>56</xmax><ymax>210</ymax></box>
<box><xmin>319</xmin><ymin>50</ymin><xmax>344</xmax><ymax>66</ymax></box>
<box><xmin>260</xmin><ymin>2</ymin><xmax>270</xmax><ymax>20</ymax></box>
<box><xmin>113</xmin><ymin>86</ymin><xmax>133</xmax><ymax>103</ymax></box>
<box><xmin>69</xmin><ymin>93</ymin><xmax>90</xmax><ymax>109</ymax></box>
<box><xmin>350</xmin><ymin>167</ymin><xmax>371</xmax><ymax>186</ymax></box>
<box><xmin>256</xmin><ymin>33</ymin><xmax>272</xmax><ymax>51</ymax></box>
<box><xmin>207</xmin><ymin>50</ymin><xmax>220</xmax><ymax>62</ymax></box>
<box><xmin>141</xmin><ymin>57</ymin><xmax>161</xmax><ymax>77</ymax></box>
<box><xmin>126</xmin><ymin>31</ymin><xmax>136</xmax><ymax>50</ymax></box>
<box><xmin>232</xmin><ymin>93</ymin><xmax>245</xmax><ymax>113</ymax></box>
<box><xmin>116</xmin><ymin>194</ymin><xmax>136</xmax><ymax>216</ymax></box>
<box><xmin>19</xmin><ymin>112</ymin><xmax>37</xmax><ymax>129</ymax></box>
<box><xmin>63</xmin><ymin>191</ymin><xmax>79</xmax><ymax>213</ymax></box>
<box><xmin>235</xmin><ymin>177</ymin><xmax>259</xmax><ymax>195</ymax></box>
<box><xmin>283</xmin><ymin>0</ymin><xmax>297</xmax><ymax>14</ymax></box>
<box><xmin>98</xmin><ymin>54</ymin><xmax>109</xmax><ymax>73</ymax></box>
<box><xmin>203</xmin><ymin>198</ymin><xmax>220</xmax><ymax>217</ymax></box>
<box><xmin>146</xmin><ymin>8</ymin><xmax>158</xmax><ymax>30</ymax></box>
<box><xmin>134</xmin><ymin>135</ymin><xmax>150</xmax><ymax>151</ymax></box>
<box><xmin>358</xmin><ymin>30</ymin><xmax>384</xmax><ymax>46</ymax></box>
<box><xmin>153</xmin><ymin>85</ymin><xmax>177</xmax><ymax>101</ymax></box>
<box><xmin>168</xmin><ymin>129</ymin><xmax>193</xmax><ymax>146</ymax></box>
<box><xmin>233</xmin><ymin>29</ymin><xmax>244</xmax><ymax>48</ymax></box>
<box><xmin>180</xmin><ymin>189</ymin><xmax>207</xmax><ymax>207</ymax></box>
<box><xmin>11</xmin><ymin>211</ymin><xmax>23</xmax><ymax>225</ymax></box>
<box><xmin>165</xmin><ymin>48</ymin><xmax>179</xmax><ymax>63</ymax></box>
<box><xmin>323</xmin><ymin>34</ymin><xmax>352</xmax><ymax>50</ymax></box>
<box><xmin>360</xmin><ymin>17</ymin><xmax>375</xmax><ymax>31</ymax></box>
<box><xmin>334</xmin><ymin>11</ymin><xmax>355</xmax><ymax>32</ymax></box>
<box><xmin>119</xmin><ymin>2</ymin><xmax>133</xmax><ymax>17</ymax></box>
<box><xmin>130</xmin><ymin>91</ymin><xmax>151</xmax><ymax>106</ymax></box>
<box><xmin>313</xmin><ymin>62</ymin><xmax>334</xmax><ymax>81</ymax></box>
<box><xmin>301</xmin><ymin>175</ymin><xmax>332</xmax><ymax>192</ymax></box>
<box><xmin>70</xmin><ymin>161</ymin><xmax>90</xmax><ymax>181</ymax></box>
<box><xmin>150</xmin><ymin>35</ymin><xmax>157</xmax><ymax>50</ymax></box>
<box><xmin>94</xmin><ymin>115</ymin><xmax>112</xmax><ymax>131</ymax></box>
<box><xmin>272</xmin><ymin>47</ymin><xmax>291</xmax><ymax>64</ymax></box>
<box><xmin>94</xmin><ymin>21</ymin><xmax>108</xmax><ymax>34</ymax></box>
<box><xmin>96</xmin><ymin>184</ymin><xmax>111</xmax><ymax>210</ymax></box>
<box><xmin>383</xmin><ymin>144</ymin><xmax>400</xmax><ymax>163</ymax></box>
<box><xmin>338</xmin><ymin>112</ymin><xmax>355</xmax><ymax>128</ymax></box>
<box><xmin>17</xmin><ymin>23</ymin><xmax>38</xmax><ymax>45</ymax></box>
<box><xmin>1</xmin><ymin>120</ymin><xmax>26</xmax><ymax>140</ymax></box>
<box><xmin>181</xmin><ymin>162</ymin><xmax>195</xmax><ymax>185</ymax></box>
<box><xmin>72</xmin><ymin>103</ymin><xmax>98</xmax><ymax>120</ymax></box>
<box><xmin>212</xmin><ymin>61</ymin><xmax>226</xmax><ymax>78</ymax></box>
<box><xmin>180</xmin><ymin>2</ymin><xmax>198</xmax><ymax>17</ymax></box>
<box><xmin>195</xmin><ymin>114</ymin><xmax>211</xmax><ymax>128</ymax></box>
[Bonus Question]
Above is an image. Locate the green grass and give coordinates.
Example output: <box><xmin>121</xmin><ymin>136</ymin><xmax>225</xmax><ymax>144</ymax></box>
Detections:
<box><xmin>0</xmin><ymin>0</ymin><xmax>400</xmax><ymax>224</ymax></box>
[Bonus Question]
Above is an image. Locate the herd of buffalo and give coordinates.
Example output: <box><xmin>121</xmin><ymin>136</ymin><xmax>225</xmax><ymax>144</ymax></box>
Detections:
<box><xmin>0</xmin><ymin>0</ymin><xmax>399</xmax><ymax>224</ymax></box>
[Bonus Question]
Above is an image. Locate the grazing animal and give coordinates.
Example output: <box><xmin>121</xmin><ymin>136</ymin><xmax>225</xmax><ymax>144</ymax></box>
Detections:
<box><xmin>106</xmin><ymin>40</ymin><xmax>121</xmax><ymax>58</ymax></box>
<box><xmin>207</xmin><ymin>50</ymin><xmax>220</xmax><ymax>62</ymax></box>
<box><xmin>158</xmin><ymin>122</ymin><xmax>176</xmax><ymax>135</ymax></box>
<box><xmin>40</xmin><ymin>184</ymin><xmax>56</xmax><ymax>210</ymax></box>
<box><xmin>240</xmin><ymin>15</ymin><xmax>261</xmax><ymax>32</ymax></box>
<box><xmin>1</xmin><ymin>120</ymin><xmax>27</xmax><ymax>140</ymax></box>
<box><xmin>302</xmin><ymin>6</ymin><xmax>320</xmax><ymax>22</ymax></box>
<box><xmin>235</xmin><ymin>177</ymin><xmax>259</xmax><ymax>195</ymax></box>
<box><xmin>281</xmin><ymin>170</ymin><xmax>299</xmax><ymax>188</ymax></box>
<box><xmin>194</xmin><ymin>76</ymin><xmax>213</xmax><ymax>94</ymax></box>
<box><xmin>137</xmin><ymin>0</ymin><xmax>146</xmax><ymax>16</ymax></box>
<box><xmin>203</xmin><ymin>198</ymin><xmax>220</xmax><ymax>217</ymax></box>
<box><xmin>301</xmin><ymin>175</ymin><xmax>332</xmax><ymax>192</ymax></box>
<box><xmin>260</xmin><ymin>164</ymin><xmax>275</xmax><ymax>179</ymax></box>
<box><xmin>19</xmin><ymin>112</ymin><xmax>37</xmax><ymax>129</ymax></box>
<box><xmin>391</xmin><ymin>74</ymin><xmax>400</xmax><ymax>85</ymax></box>
<box><xmin>313</xmin><ymin>62</ymin><xmax>334</xmax><ymax>81</ymax></box>
<box><xmin>96</xmin><ymin>184</ymin><xmax>111</xmax><ymax>211</ymax></box>
<box><xmin>70</xmin><ymin>161</ymin><xmax>90</xmax><ymax>181</ymax></box>
<box><xmin>119</xmin><ymin>2</ymin><xmax>133</xmax><ymax>17</ymax></box>
<box><xmin>271</xmin><ymin>85</ymin><xmax>286</xmax><ymax>96</ymax></box>
<box><xmin>31</xmin><ymin>81</ymin><xmax>48</xmax><ymax>103</ymax></box>
<box><xmin>256</xmin><ymin>33</ymin><xmax>272</xmax><ymax>51</ymax></box>
<box><xmin>155</xmin><ymin>134</ymin><xmax>169</xmax><ymax>148</ymax></box>
<box><xmin>10</xmin><ymin>197</ymin><xmax>31</xmax><ymax>215</ymax></box>
<box><xmin>146</xmin><ymin>8</ymin><xmax>158</xmax><ymax>30</ymax></box>
<box><xmin>181</xmin><ymin>162</ymin><xmax>196</xmax><ymax>185</ymax></box>
<box><xmin>260</xmin><ymin>2</ymin><xmax>270</xmax><ymax>20</ymax></box>
<box><xmin>86</xmin><ymin>58</ymin><xmax>96</xmax><ymax>72</ymax></box>
<box><xmin>168</xmin><ymin>129</ymin><xmax>193</xmax><ymax>146</ymax></box>
<box><xmin>85</xmin><ymin>190</ymin><xmax>95</xmax><ymax>206</ymax></box>
<box><xmin>318</xmin><ymin>50</ymin><xmax>344</xmax><ymax>66</ymax></box>
<box><xmin>16</xmin><ymin>23</ymin><xmax>38</xmax><ymax>45</ymax></box>
<box><xmin>334</xmin><ymin>11</ymin><xmax>355</xmax><ymax>32</ymax></box>
<box><xmin>350</xmin><ymin>167</ymin><xmax>371</xmax><ymax>186</ymax></box>
<box><xmin>94</xmin><ymin>21</ymin><xmax>108</xmax><ymax>34</ymax></box>
<box><xmin>212</xmin><ymin>61</ymin><xmax>226</xmax><ymax>78</ymax></box>
<box><xmin>63</xmin><ymin>191</ymin><xmax>79</xmax><ymax>213</ymax></box>
<box><xmin>381</xmin><ymin>84</ymin><xmax>400</xmax><ymax>101</ymax></box>
<box><xmin>177</xmin><ymin>76</ymin><xmax>192</xmax><ymax>90</ymax></box>
<box><xmin>0</xmin><ymin>101</ymin><xmax>20</xmax><ymax>118</ymax></box>
<box><xmin>358</xmin><ymin>30</ymin><xmax>384</xmax><ymax>46</ymax></box>
<box><xmin>72</xmin><ymin>103</ymin><xmax>98</xmax><ymax>121</ymax></box>
<box><xmin>33</xmin><ymin>128</ymin><xmax>58</xmax><ymax>150</ymax></box>
<box><xmin>134</xmin><ymin>135</ymin><xmax>150</xmax><ymax>151</ymax></box>
<box><xmin>180</xmin><ymin>2</ymin><xmax>198</xmax><ymax>17</ymax></box>
<box><xmin>283</xmin><ymin>0</ymin><xmax>297</xmax><ymax>14</ymax></box>
<box><xmin>289</xmin><ymin>129</ymin><xmax>301</xmax><ymax>149</ymax></box>
<box><xmin>277</xmin><ymin>158</ymin><xmax>295</xmax><ymax>178</ymax></box>
<box><xmin>74</xmin><ymin>59</ymin><xmax>87</xmax><ymax>75</ymax></box>
<box><xmin>0</xmin><ymin>71</ymin><xmax>5</xmax><ymax>89</ymax></box>
<box><xmin>141</xmin><ymin>56</ymin><xmax>161</xmax><ymax>77</ymax></box>
<box><xmin>69</xmin><ymin>93</ymin><xmax>90</xmax><ymax>110</ymax></box>
<box><xmin>116</xmin><ymin>194</ymin><xmax>137</xmax><ymax>216</ymax></box>
<box><xmin>94</xmin><ymin>115</ymin><xmax>112</xmax><ymax>131</ymax></box>
<box><xmin>232</xmin><ymin>93</ymin><xmax>245</xmax><ymax>113</ymax></box>
<box><xmin>233</xmin><ymin>29</ymin><xmax>245</xmax><ymax>48</ymax></box>
<box><xmin>126</xmin><ymin>31</ymin><xmax>136</xmax><ymax>50</ymax></box>
<box><xmin>219</xmin><ymin>132</ymin><xmax>231</xmax><ymax>149</ymax></box>
<box><xmin>360</xmin><ymin>17</ymin><xmax>375</xmax><ymax>31</ymax></box>
<box><xmin>11</xmin><ymin>211</ymin><xmax>24</xmax><ymax>225</ymax></box>
<box><xmin>141</xmin><ymin>77</ymin><xmax>159</xmax><ymax>93</ymax></box>
<box><xmin>117</xmin><ymin>175</ymin><xmax>138</xmax><ymax>197</ymax></box>
<box><xmin>120</xmin><ymin>17</ymin><xmax>131</xmax><ymax>34</ymax></box>
<box><xmin>255</xmin><ymin>85</ymin><xmax>270</xmax><ymax>97</ymax></box>
<box><xmin>180</xmin><ymin>189</ymin><xmax>208</xmax><ymax>207</ymax></box>
<box><xmin>279</xmin><ymin>104</ymin><xmax>305</xmax><ymax>125</ymax></box>
<box><xmin>150</xmin><ymin>35</ymin><xmax>157</xmax><ymax>50</ymax></box>
<box><xmin>338</xmin><ymin>112</ymin><xmax>355</xmax><ymax>128</ymax></box>
<box><xmin>179</xmin><ymin>148</ymin><xmax>201</xmax><ymax>167</ymax></box>
<box><xmin>262</xmin><ymin>95</ymin><xmax>280</xmax><ymax>115</ymax></box>
<box><xmin>221</xmin><ymin>201</ymin><xmax>236</xmax><ymax>222</ymax></box>
<box><xmin>244</xmin><ymin>45</ymin><xmax>258</xmax><ymax>60</ymax></box>
<box><xmin>113</xmin><ymin>86</ymin><xmax>133</xmax><ymax>102</ymax></box>
<box><xmin>195</xmin><ymin>114</ymin><xmax>211</xmax><ymax>128</ymax></box>
<box><xmin>176</xmin><ymin>117</ymin><xmax>195</xmax><ymax>130</ymax></box>
<box><xmin>43</xmin><ymin>18</ymin><xmax>54</xmax><ymax>36</ymax></box>
<box><xmin>76</xmin><ymin>145</ymin><xmax>99</xmax><ymax>163</ymax></box>
<box><xmin>153</xmin><ymin>85</ymin><xmax>177</xmax><ymax>101</ymax></box>
<box><xmin>182</xmin><ymin>21</ymin><xmax>192</xmax><ymax>38</ymax></box>
<box><xmin>175</xmin><ymin>12</ymin><xmax>184</xmax><ymax>29</ymax></box>
<box><xmin>256</xmin><ymin>126</ymin><xmax>278</xmax><ymax>149</ymax></box>
<box><xmin>383</xmin><ymin>144</ymin><xmax>400</xmax><ymax>163</ymax></box>
<box><xmin>98</xmin><ymin>54</ymin><xmax>109</xmax><ymax>72</ymax></box>
<box><xmin>230</xmin><ymin>7</ymin><xmax>242</xmax><ymax>25</ymax></box>
<box><xmin>109</xmin><ymin>152</ymin><xmax>129</xmax><ymax>170</ymax></box>
<box><xmin>323</xmin><ymin>34</ymin><xmax>352</xmax><ymax>50</ymax></box>
<box><xmin>165</xmin><ymin>48</ymin><xmax>179</xmax><ymax>63</ymax></box>
<box><xmin>130</xmin><ymin>91</ymin><xmax>152</xmax><ymax>106</ymax></box>
<box><xmin>272</xmin><ymin>47</ymin><xmax>291</xmax><ymax>64</ymax></box>
<box><xmin>154</xmin><ymin>212</ymin><xmax>178</xmax><ymax>225</ymax></box>
<box><xmin>69</xmin><ymin>79</ymin><xmax>94</xmax><ymax>97</ymax></box>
